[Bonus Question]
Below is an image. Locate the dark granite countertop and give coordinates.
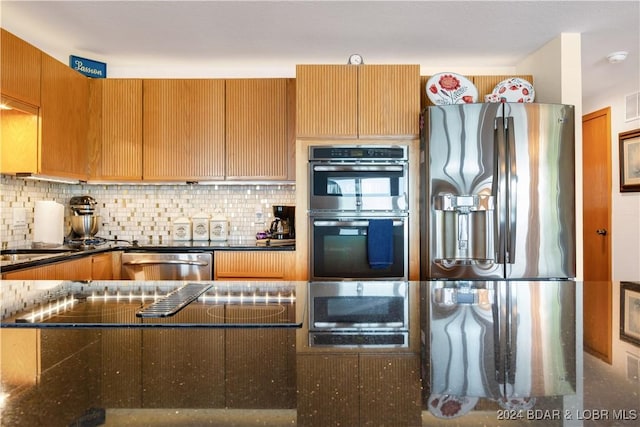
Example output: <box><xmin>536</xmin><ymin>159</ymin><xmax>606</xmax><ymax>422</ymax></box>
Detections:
<box><xmin>0</xmin><ymin>280</ymin><xmax>638</xmax><ymax>426</ymax></box>
<box><xmin>0</xmin><ymin>239</ymin><xmax>294</xmax><ymax>273</ymax></box>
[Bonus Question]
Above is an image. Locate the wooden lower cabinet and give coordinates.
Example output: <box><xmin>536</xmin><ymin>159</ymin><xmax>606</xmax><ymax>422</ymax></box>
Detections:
<box><xmin>297</xmin><ymin>352</ymin><xmax>422</xmax><ymax>427</ymax></box>
<box><xmin>91</xmin><ymin>252</ymin><xmax>114</xmax><ymax>280</ymax></box>
<box><xmin>2</xmin><ymin>257</ymin><xmax>92</xmax><ymax>280</ymax></box>
<box><xmin>225</xmin><ymin>305</ymin><xmax>297</xmax><ymax>408</ymax></box>
<box><xmin>2</xmin><ymin>253</ymin><xmax>115</xmax><ymax>280</ymax></box>
<box><xmin>214</xmin><ymin>250</ymin><xmax>296</xmax><ymax>280</ymax></box>
<box><xmin>102</xmin><ymin>304</ymin><xmax>295</xmax><ymax>410</ymax></box>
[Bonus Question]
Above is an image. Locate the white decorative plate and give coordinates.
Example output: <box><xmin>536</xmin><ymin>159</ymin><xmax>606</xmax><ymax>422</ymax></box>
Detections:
<box><xmin>426</xmin><ymin>72</ymin><xmax>478</xmax><ymax>105</ymax></box>
<box><xmin>491</xmin><ymin>77</ymin><xmax>535</xmax><ymax>103</ymax></box>
<box><xmin>427</xmin><ymin>394</ymin><xmax>479</xmax><ymax>419</ymax></box>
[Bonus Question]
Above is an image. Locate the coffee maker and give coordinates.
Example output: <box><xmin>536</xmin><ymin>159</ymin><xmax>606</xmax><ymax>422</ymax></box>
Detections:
<box><xmin>270</xmin><ymin>205</ymin><xmax>295</xmax><ymax>240</ymax></box>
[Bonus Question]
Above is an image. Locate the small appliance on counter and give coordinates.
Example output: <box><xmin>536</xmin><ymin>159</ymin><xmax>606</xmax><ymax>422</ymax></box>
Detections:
<box><xmin>270</xmin><ymin>205</ymin><xmax>295</xmax><ymax>239</ymax></box>
<box><xmin>257</xmin><ymin>205</ymin><xmax>295</xmax><ymax>246</ymax></box>
<box><xmin>66</xmin><ymin>196</ymin><xmax>106</xmax><ymax>248</ymax></box>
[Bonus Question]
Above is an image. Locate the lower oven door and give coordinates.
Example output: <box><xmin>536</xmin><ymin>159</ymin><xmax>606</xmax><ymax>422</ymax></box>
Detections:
<box><xmin>310</xmin><ymin>216</ymin><xmax>408</xmax><ymax>280</ymax></box>
<box><xmin>308</xmin><ymin>281</ymin><xmax>409</xmax><ymax>348</ymax></box>
<box><xmin>121</xmin><ymin>252</ymin><xmax>213</xmax><ymax>280</ymax></box>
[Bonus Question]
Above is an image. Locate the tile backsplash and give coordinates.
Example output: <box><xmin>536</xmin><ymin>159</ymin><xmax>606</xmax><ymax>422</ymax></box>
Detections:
<box><xmin>0</xmin><ymin>175</ymin><xmax>296</xmax><ymax>247</ymax></box>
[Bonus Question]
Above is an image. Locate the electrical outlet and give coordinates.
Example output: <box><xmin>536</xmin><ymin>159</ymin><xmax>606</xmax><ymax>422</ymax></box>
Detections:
<box><xmin>13</xmin><ymin>208</ymin><xmax>27</xmax><ymax>228</ymax></box>
<box><xmin>254</xmin><ymin>210</ymin><xmax>264</xmax><ymax>224</ymax></box>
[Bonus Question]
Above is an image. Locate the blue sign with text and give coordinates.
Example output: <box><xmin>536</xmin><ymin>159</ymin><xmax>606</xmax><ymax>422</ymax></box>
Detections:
<box><xmin>69</xmin><ymin>55</ymin><xmax>107</xmax><ymax>78</ymax></box>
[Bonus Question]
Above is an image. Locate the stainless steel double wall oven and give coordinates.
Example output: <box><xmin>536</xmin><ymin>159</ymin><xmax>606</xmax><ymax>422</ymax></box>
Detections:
<box><xmin>307</xmin><ymin>145</ymin><xmax>411</xmax><ymax>347</ymax></box>
<box><xmin>308</xmin><ymin>145</ymin><xmax>410</xmax><ymax>281</ymax></box>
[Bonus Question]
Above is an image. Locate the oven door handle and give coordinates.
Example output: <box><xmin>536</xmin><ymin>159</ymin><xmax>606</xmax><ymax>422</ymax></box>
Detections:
<box><xmin>313</xmin><ymin>220</ymin><xmax>404</xmax><ymax>227</ymax></box>
<box><xmin>312</xmin><ymin>165</ymin><xmax>405</xmax><ymax>172</ymax></box>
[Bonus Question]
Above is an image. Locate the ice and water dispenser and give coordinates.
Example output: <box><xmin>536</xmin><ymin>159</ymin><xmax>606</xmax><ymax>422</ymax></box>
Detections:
<box><xmin>432</xmin><ymin>193</ymin><xmax>495</xmax><ymax>264</ymax></box>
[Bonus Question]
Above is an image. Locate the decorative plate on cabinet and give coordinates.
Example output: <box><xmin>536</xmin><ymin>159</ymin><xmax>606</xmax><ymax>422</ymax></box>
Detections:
<box><xmin>426</xmin><ymin>72</ymin><xmax>478</xmax><ymax>105</ymax></box>
<box><xmin>491</xmin><ymin>77</ymin><xmax>535</xmax><ymax>103</ymax></box>
<box><xmin>427</xmin><ymin>394</ymin><xmax>479</xmax><ymax>418</ymax></box>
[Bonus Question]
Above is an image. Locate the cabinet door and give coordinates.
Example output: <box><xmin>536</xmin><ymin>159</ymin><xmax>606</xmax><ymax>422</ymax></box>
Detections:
<box><xmin>359</xmin><ymin>353</ymin><xmax>422</xmax><ymax>426</ymax></box>
<box><xmin>2</xmin><ymin>257</ymin><xmax>92</xmax><ymax>280</ymax></box>
<box><xmin>296</xmin><ymin>354</ymin><xmax>360</xmax><ymax>427</ymax></box>
<box><xmin>142</xmin><ymin>310</ymin><xmax>225</xmax><ymax>408</ymax></box>
<box><xmin>226</xmin><ymin>78</ymin><xmax>293</xmax><ymax>180</ymax></box>
<box><xmin>143</xmin><ymin>79</ymin><xmax>225</xmax><ymax>181</ymax></box>
<box><xmin>91</xmin><ymin>253</ymin><xmax>114</xmax><ymax>280</ymax></box>
<box><xmin>296</xmin><ymin>65</ymin><xmax>358</xmax><ymax>138</ymax></box>
<box><xmin>0</xmin><ymin>29</ymin><xmax>41</xmax><ymax>107</ymax></box>
<box><xmin>88</xmin><ymin>79</ymin><xmax>143</xmax><ymax>180</ymax></box>
<box><xmin>214</xmin><ymin>251</ymin><xmax>295</xmax><ymax>280</ymax></box>
<box><xmin>40</xmin><ymin>53</ymin><xmax>89</xmax><ymax>179</ymax></box>
<box><xmin>225</xmin><ymin>306</ymin><xmax>296</xmax><ymax>408</ymax></box>
<box><xmin>358</xmin><ymin>65</ymin><xmax>420</xmax><ymax>137</ymax></box>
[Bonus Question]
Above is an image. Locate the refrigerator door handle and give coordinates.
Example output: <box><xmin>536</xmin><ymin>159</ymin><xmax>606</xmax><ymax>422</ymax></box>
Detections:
<box><xmin>495</xmin><ymin>117</ymin><xmax>507</xmax><ymax>265</ymax></box>
<box><xmin>506</xmin><ymin>117</ymin><xmax>518</xmax><ymax>264</ymax></box>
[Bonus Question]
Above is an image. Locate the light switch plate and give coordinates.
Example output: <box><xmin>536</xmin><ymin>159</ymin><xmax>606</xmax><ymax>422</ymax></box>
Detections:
<box><xmin>13</xmin><ymin>208</ymin><xmax>27</xmax><ymax>228</ymax></box>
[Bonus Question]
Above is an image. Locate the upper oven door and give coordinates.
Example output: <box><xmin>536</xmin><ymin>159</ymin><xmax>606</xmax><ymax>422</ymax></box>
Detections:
<box><xmin>310</xmin><ymin>216</ymin><xmax>408</xmax><ymax>281</ymax></box>
<box><xmin>309</xmin><ymin>163</ymin><xmax>408</xmax><ymax>212</ymax></box>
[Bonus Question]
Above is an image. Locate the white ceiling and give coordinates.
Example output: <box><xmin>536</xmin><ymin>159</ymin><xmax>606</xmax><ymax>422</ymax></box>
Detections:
<box><xmin>1</xmin><ymin>1</ymin><xmax>638</xmax><ymax>103</ymax></box>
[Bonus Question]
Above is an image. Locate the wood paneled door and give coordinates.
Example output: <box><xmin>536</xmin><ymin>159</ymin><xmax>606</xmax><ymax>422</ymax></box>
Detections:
<box><xmin>582</xmin><ymin>107</ymin><xmax>612</xmax><ymax>364</ymax></box>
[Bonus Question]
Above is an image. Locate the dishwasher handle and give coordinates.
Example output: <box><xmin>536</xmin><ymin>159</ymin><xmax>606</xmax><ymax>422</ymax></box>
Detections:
<box><xmin>122</xmin><ymin>259</ymin><xmax>210</xmax><ymax>267</ymax></box>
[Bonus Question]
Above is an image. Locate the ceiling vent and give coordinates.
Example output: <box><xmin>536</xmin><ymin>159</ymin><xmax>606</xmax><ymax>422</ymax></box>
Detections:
<box><xmin>625</xmin><ymin>92</ymin><xmax>640</xmax><ymax>122</ymax></box>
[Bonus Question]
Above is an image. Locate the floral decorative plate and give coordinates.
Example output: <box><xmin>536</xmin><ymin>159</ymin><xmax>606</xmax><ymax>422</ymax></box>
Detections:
<box><xmin>491</xmin><ymin>77</ymin><xmax>535</xmax><ymax>103</ymax></box>
<box><xmin>427</xmin><ymin>394</ymin><xmax>479</xmax><ymax>418</ymax></box>
<box><xmin>426</xmin><ymin>72</ymin><xmax>478</xmax><ymax>105</ymax></box>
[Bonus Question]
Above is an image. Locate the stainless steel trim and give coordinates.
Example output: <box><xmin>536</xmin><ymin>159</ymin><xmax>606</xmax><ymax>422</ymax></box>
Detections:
<box><xmin>313</xmin><ymin>321</ymin><xmax>404</xmax><ymax>329</ymax></box>
<box><xmin>495</xmin><ymin>117</ymin><xmax>507</xmax><ymax>265</ymax></box>
<box><xmin>309</xmin><ymin>331</ymin><xmax>409</xmax><ymax>348</ymax></box>
<box><xmin>312</xmin><ymin>164</ymin><xmax>405</xmax><ymax>172</ymax></box>
<box><xmin>506</xmin><ymin>116</ymin><xmax>517</xmax><ymax>264</ymax></box>
<box><xmin>312</xmin><ymin>219</ymin><xmax>405</xmax><ymax>227</ymax></box>
<box><xmin>122</xmin><ymin>260</ymin><xmax>209</xmax><ymax>267</ymax></box>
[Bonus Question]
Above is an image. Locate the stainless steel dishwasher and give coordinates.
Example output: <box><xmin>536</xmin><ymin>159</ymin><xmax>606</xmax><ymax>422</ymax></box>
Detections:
<box><xmin>121</xmin><ymin>252</ymin><xmax>213</xmax><ymax>280</ymax></box>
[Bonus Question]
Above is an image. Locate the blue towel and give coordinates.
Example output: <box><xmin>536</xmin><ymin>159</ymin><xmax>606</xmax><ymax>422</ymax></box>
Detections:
<box><xmin>367</xmin><ymin>219</ymin><xmax>394</xmax><ymax>269</ymax></box>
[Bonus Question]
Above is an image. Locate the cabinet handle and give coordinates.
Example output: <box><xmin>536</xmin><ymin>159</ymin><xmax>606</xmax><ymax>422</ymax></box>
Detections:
<box><xmin>596</xmin><ymin>229</ymin><xmax>608</xmax><ymax>236</ymax></box>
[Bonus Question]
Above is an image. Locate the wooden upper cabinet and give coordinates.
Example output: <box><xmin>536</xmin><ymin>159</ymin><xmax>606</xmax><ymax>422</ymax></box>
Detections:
<box><xmin>88</xmin><ymin>79</ymin><xmax>143</xmax><ymax>181</ymax></box>
<box><xmin>296</xmin><ymin>65</ymin><xmax>358</xmax><ymax>138</ymax></box>
<box><xmin>296</xmin><ymin>64</ymin><xmax>419</xmax><ymax>138</ymax></box>
<box><xmin>40</xmin><ymin>53</ymin><xmax>89</xmax><ymax>179</ymax></box>
<box><xmin>143</xmin><ymin>79</ymin><xmax>225</xmax><ymax>181</ymax></box>
<box><xmin>1</xmin><ymin>29</ymin><xmax>41</xmax><ymax>107</ymax></box>
<box><xmin>225</xmin><ymin>78</ymin><xmax>293</xmax><ymax>180</ymax></box>
<box><xmin>358</xmin><ymin>65</ymin><xmax>420</xmax><ymax>137</ymax></box>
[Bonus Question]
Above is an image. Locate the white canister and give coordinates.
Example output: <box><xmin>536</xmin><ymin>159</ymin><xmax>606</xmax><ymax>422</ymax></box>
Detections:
<box><xmin>209</xmin><ymin>212</ymin><xmax>228</xmax><ymax>242</ymax></box>
<box><xmin>191</xmin><ymin>213</ymin><xmax>210</xmax><ymax>241</ymax></box>
<box><xmin>173</xmin><ymin>217</ymin><xmax>192</xmax><ymax>241</ymax></box>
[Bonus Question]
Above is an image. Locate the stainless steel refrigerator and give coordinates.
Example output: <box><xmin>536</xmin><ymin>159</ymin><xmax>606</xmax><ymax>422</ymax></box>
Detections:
<box><xmin>424</xmin><ymin>280</ymin><xmax>576</xmax><ymax>415</ymax></box>
<box><xmin>419</xmin><ymin>103</ymin><xmax>577</xmax><ymax>414</ymax></box>
<box><xmin>420</xmin><ymin>102</ymin><xmax>576</xmax><ymax>281</ymax></box>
